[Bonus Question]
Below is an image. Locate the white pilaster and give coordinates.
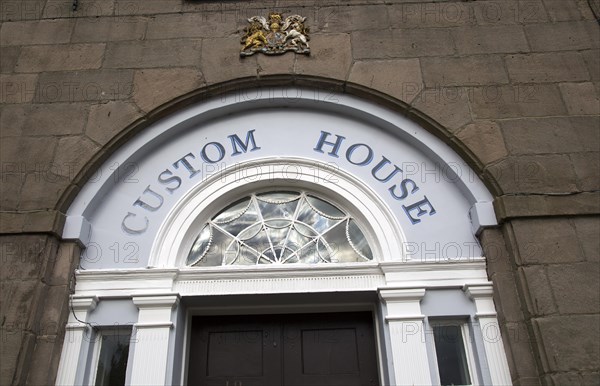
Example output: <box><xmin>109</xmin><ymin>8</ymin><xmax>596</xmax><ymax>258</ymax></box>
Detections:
<box><xmin>55</xmin><ymin>295</ymin><xmax>98</xmax><ymax>386</ymax></box>
<box><xmin>464</xmin><ymin>284</ymin><xmax>512</xmax><ymax>386</ymax></box>
<box><xmin>130</xmin><ymin>293</ymin><xmax>180</xmax><ymax>386</ymax></box>
<box><xmin>379</xmin><ymin>288</ymin><xmax>432</xmax><ymax>385</ymax></box>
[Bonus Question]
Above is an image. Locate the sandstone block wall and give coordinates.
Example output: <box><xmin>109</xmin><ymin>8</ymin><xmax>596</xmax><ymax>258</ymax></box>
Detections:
<box><xmin>1</xmin><ymin>1</ymin><xmax>598</xmax><ymax>385</ymax></box>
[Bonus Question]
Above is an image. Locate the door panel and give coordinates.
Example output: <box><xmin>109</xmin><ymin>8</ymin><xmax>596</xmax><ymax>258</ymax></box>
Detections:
<box><xmin>188</xmin><ymin>312</ymin><xmax>379</xmax><ymax>386</ymax></box>
<box><xmin>188</xmin><ymin>315</ymin><xmax>281</xmax><ymax>386</ymax></box>
<box><xmin>283</xmin><ymin>313</ymin><xmax>378</xmax><ymax>386</ymax></box>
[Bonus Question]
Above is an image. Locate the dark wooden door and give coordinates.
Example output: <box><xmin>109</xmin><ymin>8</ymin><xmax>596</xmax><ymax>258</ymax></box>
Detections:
<box><xmin>188</xmin><ymin>312</ymin><xmax>379</xmax><ymax>386</ymax></box>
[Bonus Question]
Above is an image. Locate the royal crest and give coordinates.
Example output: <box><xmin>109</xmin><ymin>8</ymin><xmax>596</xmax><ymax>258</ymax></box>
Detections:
<box><xmin>241</xmin><ymin>12</ymin><xmax>310</xmax><ymax>57</ymax></box>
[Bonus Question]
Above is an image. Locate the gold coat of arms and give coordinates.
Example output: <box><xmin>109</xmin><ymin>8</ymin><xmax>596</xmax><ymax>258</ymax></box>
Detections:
<box><xmin>241</xmin><ymin>12</ymin><xmax>310</xmax><ymax>56</ymax></box>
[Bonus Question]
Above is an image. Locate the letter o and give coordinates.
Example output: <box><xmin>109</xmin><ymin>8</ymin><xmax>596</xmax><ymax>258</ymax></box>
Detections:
<box><xmin>201</xmin><ymin>142</ymin><xmax>226</xmax><ymax>163</ymax></box>
<box><xmin>346</xmin><ymin>144</ymin><xmax>374</xmax><ymax>166</ymax></box>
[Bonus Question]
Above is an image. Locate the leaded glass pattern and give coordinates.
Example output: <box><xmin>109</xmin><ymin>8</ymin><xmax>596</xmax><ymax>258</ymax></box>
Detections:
<box><xmin>186</xmin><ymin>191</ymin><xmax>373</xmax><ymax>266</ymax></box>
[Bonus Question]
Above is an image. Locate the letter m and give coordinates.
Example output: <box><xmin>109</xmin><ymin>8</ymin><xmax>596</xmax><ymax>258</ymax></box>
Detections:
<box><xmin>228</xmin><ymin>130</ymin><xmax>261</xmax><ymax>156</ymax></box>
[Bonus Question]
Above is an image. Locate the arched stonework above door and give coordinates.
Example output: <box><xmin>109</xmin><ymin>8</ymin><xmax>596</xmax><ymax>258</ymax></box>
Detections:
<box><xmin>63</xmin><ymin>86</ymin><xmax>496</xmax><ymax>269</ymax></box>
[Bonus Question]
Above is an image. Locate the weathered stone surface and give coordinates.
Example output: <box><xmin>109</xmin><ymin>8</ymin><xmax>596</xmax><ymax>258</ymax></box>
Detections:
<box><xmin>570</xmin><ymin>116</ymin><xmax>600</xmax><ymax>152</ymax></box>
<box><xmin>351</xmin><ymin>28</ymin><xmax>454</xmax><ymax>59</ymax></box>
<box><xmin>36</xmin><ymin>69</ymin><xmax>135</xmax><ymax>103</ymax></box>
<box><xmin>389</xmin><ymin>1</ymin><xmax>474</xmax><ymax>28</ymax></box>
<box><xmin>542</xmin><ymin>0</ymin><xmax>589</xmax><ymax>21</ymax></box>
<box><xmin>348</xmin><ymin>59</ymin><xmax>422</xmax><ymax>104</ymax></box>
<box><xmin>112</xmin><ymin>0</ymin><xmax>181</xmax><ymax>15</ymax></box>
<box><xmin>481</xmin><ymin>227</ymin><xmax>514</xmax><ymax>275</ymax></box>
<box><xmin>72</xmin><ymin>16</ymin><xmax>146</xmax><ymax>43</ymax></box>
<box><xmin>392</xmin><ymin>28</ymin><xmax>455</xmax><ymax>57</ymax></box>
<box><xmin>133</xmin><ymin>68</ymin><xmax>204</xmax><ymax>113</ymax></box>
<box><xmin>0</xmin><ymin>235</ymin><xmax>50</xmax><ymax>281</ymax></box>
<box><xmin>52</xmin><ymin>136</ymin><xmax>99</xmax><ymax>177</ymax></box>
<box><xmin>23</xmin><ymin>103</ymin><xmax>88</xmax><ymax>136</ymax></box>
<box><xmin>411</xmin><ymin>86</ymin><xmax>472</xmax><ymax>132</ymax></box>
<box><xmin>86</xmin><ymin>101</ymin><xmax>142</xmax><ymax>145</ymax></box>
<box><xmin>146</xmin><ymin>12</ymin><xmax>243</xmax><ymax>39</ymax></box>
<box><xmin>511</xmin><ymin>218</ymin><xmax>584</xmax><ymax>265</ymax></box>
<box><xmin>15</xmin><ymin>44</ymin><xmax>105</xmax><ymax>72</ymax></box>
<box><xmin>574</xmin><ymin>216</ymin><xmax>600</xmax><ymax>262</ymax></box>
<box><xmin>0</xmin><ymin>19</ymin><xmax>73</xmax><ymax>46</ymax></box>
<box><xmin>0</xmin><ymin>211</ymin><xmax>65</xmax><ymax>234</ymax></box>
<box><xmin>104</xmin><ymin>40</ymin><xmax>202</xmax><ymax>69</ymax></box>
<box><xmin>0</xmin><ymin>104</ymin><xmax>29</xmax><ymax>137</ymax></box>
<box><xmin>559</xmin><ymin>82</ymin><xmax>600</xmax><ymax>115</ymax></box>
<box><xmin>0</xmin><ymin>326</ymin><xmax>23</xmax><ymax>384</ymax></box>
<box><xmin>456</xmin><ymin>121</ymin><xmax>508</xmax><ymax>164</ymax></box>
<box><xmin>0</xmin><ymin>74</ymin><xmax>38</xmax><ymax>104</ymax></box>
<box><xmin>501</xmin><ymin>321</ymin><xmax>542</xmax><ymax>385</ymax></box>
<box><xmin>25</xmin><ymin>334</ymin><xmax>64</xmax><ymax>386</ymax></box>
<box><xmin>469</xmin><ymin>84</ymin><xmax>566</xmax><ymax>119</ymax></box>
<box><xmin>0</xmin><ymin>46</ymin><xmax>20</xmax><ymax>73</ymax></box>
<box><xmin>494</xmin><ymin>193</ymin><xmax>600</xmax><ymax>221</ymax></box>
<box><xmin>0</xmin><ymin>136</ymin><xmax>56</xmax><ymax>172</ymax></box>
<box><xmin>582</xmin><ymin>50</ymin><xmax>600</xmax><ymax>81</ymax></box>
<box><xmin>18</xmin><ymin>173</ymin><xmax>71</xmax><ymax>211</ymax></box>
<box><xmin>518</xmin><ymin>265</ymin><xmax>557</xmax><ymax>316</ymax></box>
<box><xmin>257</xmin><ymin>53</ymin><xmax>295</xmax><ymax>76</ymax></box>
<box><xmin>0</xmin><ymin>0</ymin><xmax>45</xmax><ymax>21</ymax></box>
<box><xmin>534</xmin><ymin>315</ymin><xmax>600</xmax><ymax>372</ymax></box>
<box><xmin>350</xmin><ymin>29</ymin><xmax>391</xmax><ymax>59</ymax></box>
<box><xmin>547</xmin><ymin>262</ymin><xmax>600</xmax><ymax>314</ymax></box>
<box><xmin>547</xmin><ymin>372</ymin><xmax>584</xmax><ymax>386</ymax></box>
<box><xmin>452</xmin><ymin>25</ymin><xmax>529</xmax><ymax>54</ymax></box>
<box><xmin>488</xmin><ymin>154</ymin><xmax>579</xmax><ymax>194</ymax></box>
<box><xmin>37</xmin><ymin>285</ymin><xmax>69</xmax><ymax>334</ymax></box>
<box><xmin>493</xmin><ymin>272</ymin><xmax>525</xmax><ymax>322</ymax></box>
<box><xmin>525</xmin><ymin>21</ymin><xmax>598</xmax><ymax>51</ymax></box>
<box><xmin>295</xmin><ymin>34</ymin><xmax>352</xmax><ymax>80</ymax></box>
<box><xmin>570</xmin><ymin>152</ymin><xmax>600</xmax><ymax>192</ymax></box>
<box><xmin>200</xmin><ymin>37</ymin><xmax>257</xmax><ymax>84</ymax></box>
<box><xmin>421</xmin><ymin>55</ymin><xmax>508</xmax><ymax>86</ymax></box>
<box><xmin>500</xmin><ymin>117</ymin><xmax>582</xmax><ymax>155</ymax></box>
<box><xmin>23</xmin><ymin>210</ymin><xmax>65</xmax><ymax>234</ymax></box>
<box><xmin>473</xmin><ymin>0</ymin><xmax>548</xmax><ymax>24</ymax></box>
<box><xmin>0</xmin><ymin>279</ymin><xmax>40</xmax><ymax>334</ymax></box>
<box><xmin>581</xmin><ymin>372</ymin><xmax>600</xmax><ymax>386</ymax></box>
<box><xmin>0</xmin><ymin>173</ymin><xmax>22</xmax><ymax>210</ymax></box>
<box><xmin>47</xmin><ymin>242</ymin><xmax>80</xmax><ymax>286</ymax></box>
<box><xmin>316</xmin><ymin>5</ymin><xmax>389</xmax><ymax>32</ymax></box>
<box><xmin>505</xmin><ymin>53</ymin><xmax>590</xmax><ymax>83</ymax></box>
<box><xmin>43</xmin><ymin>0</ymin><xmax>114</xmax><ymax>18</ymax></box>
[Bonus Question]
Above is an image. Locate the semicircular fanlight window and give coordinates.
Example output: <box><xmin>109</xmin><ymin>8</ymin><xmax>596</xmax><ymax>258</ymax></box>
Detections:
<box><xmin>186</xmin><ymin>191</ymin><xmax>373</xmax><ymax>267</ymax></box>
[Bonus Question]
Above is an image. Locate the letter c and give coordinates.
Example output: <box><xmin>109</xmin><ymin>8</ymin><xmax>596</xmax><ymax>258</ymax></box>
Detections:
<box><xmin>121</xmin><ymin>212</ymin><xmax>149</xmax><ymax>235</ymax></box>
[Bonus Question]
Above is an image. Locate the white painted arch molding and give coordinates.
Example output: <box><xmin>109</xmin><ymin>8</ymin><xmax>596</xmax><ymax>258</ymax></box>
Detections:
<box><xmin>149</xmin><ymin>158</ymin><xmax>406</xmax><ymax>268</ymax></box>
<box><xmin>63</xmin><ymin>86</ymin><xmax>497</xmax><ymax>269</ymax></box>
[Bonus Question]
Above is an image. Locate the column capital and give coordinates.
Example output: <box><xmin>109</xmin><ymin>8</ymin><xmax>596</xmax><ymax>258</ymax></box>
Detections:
<box><xmin>378</xmin><ymin>287</ymin><xmax>426</xmax><ymax>303</ymax></box>
<box><xmin>132</xmin><ymin>293</ymin><xmax>180</xmax><ymax>309</ymax></box>
<box><xmin>70</xmin><ymin>295</ymin><xmax>99</xmax><ymax>312</ymax></box>
<box><xmin>463</xmin><ymin>283</ymin><xmax>494</xmax><ymax>299</ymax></box>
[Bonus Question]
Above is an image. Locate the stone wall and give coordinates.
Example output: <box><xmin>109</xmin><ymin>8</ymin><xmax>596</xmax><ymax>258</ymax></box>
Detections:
<box><xmin>1</xmin><ymin>0</ymin><xmax>598</xmax><ymax>385</ymax></box>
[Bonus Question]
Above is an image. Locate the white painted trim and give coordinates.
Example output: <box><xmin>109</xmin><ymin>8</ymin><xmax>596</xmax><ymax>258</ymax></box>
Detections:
<box><xmin>464</xmin><ymin>284</ymin><xmax>512</xmax><ymax>385</ymax></box>
<box><xmin>55</xmin><ymin>296</ymin><xmax>98</xmax><ymax>386</ymax></box>
<box><xmin>70</xmin><ymin>261</ymin><xmax>493</xmax><ymax>298</ymax></box>
<box><xmin>379</xmin><ymin>288</ymin><xmax>432</xmax><ymax>385</ymax></box>
<box><xmin>470</xmin><ymin>202</ymin><xmax>498</xmax><ymax>236</ymax></box>
<box><xmin>62</xmin><ymin>216</ymin><xmax>92</xmax><ymax>246</ymax></box>
<box><xmin>129</xmin><ymin>294</ymin><xmax>179</xmax><ymax>386</ymax></box>
<box><xmin>149</xmin><ymin>158</ymin><xmax>405</xmax><ymax>268</ymax></box>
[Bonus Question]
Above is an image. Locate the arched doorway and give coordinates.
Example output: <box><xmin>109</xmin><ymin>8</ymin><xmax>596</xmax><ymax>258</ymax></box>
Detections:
<box><xmin>55</xmin><ymin>85</ymin><xmax>511</xmax><ymax>386</ymax></box>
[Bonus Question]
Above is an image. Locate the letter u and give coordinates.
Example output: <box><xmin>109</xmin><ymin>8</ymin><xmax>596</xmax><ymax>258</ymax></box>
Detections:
<box><xmin>371</xmin><ymin>156</ymin><xmax>402</xmax><ymax>182</ymax></box>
